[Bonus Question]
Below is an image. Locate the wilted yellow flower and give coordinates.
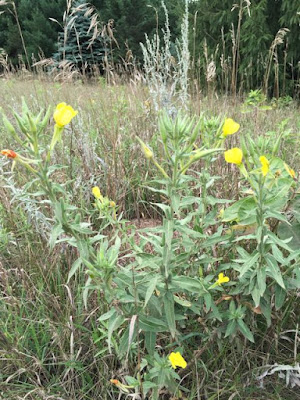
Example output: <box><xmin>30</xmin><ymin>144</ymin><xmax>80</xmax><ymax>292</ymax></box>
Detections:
<box><xmin>284</xmin><ymin>163</ymin><xmax>296</xmax><ymax>179</ymax></box>
<box><xmin>224</xmin><ymin>148</ymin><xmax>243</xmax><ymax>165</ymax></box>
<box><xmin>1</xmin><ymin>149</ymin><xmax>18</xmax><ymax>159</ymax></box>
<box><xmin>216</xmin><ymin>273</ymin><xmax>230</xmax><ymax>286</ymax></box>
<box><xmin>92</xmin><ymin>186</ymin><xmax>103</xmax><ymax>200</ymax></box>
<box><xmin>259</xmin><ymin>156</ymin><xmax>269</xmax><ymax>176</ymax></box>
<box><xmin>110</xmin><ymin>379</ymin><xmax>133</xmax><ymax>394</ymax></box>
<box><xmin>110</xmin><ymin>201</ymin><xmax>116</xmax><ymax>207</ymax></box>
<box><xmin>222</xmin><ymin>118</ymin><xmax>240</xmax><ymax>137</ymax></box>
<box><xmin>53</xmin><ymin>102</ymin><xmax>78</xmax><ymax>128</ymax></box>
<box><xmin>168</xmin><ymin>352</ymin><xmax>187</xmax><ymax>369</ymax></box>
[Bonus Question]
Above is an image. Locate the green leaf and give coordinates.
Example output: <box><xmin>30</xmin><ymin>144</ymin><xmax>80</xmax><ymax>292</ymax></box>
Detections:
<box><xmin>171</xmin><ymin>276</ymin><xmax>202</xmax><ymax>293</ymax></box>
<box><xmin>266</xmin><ymin>255</ymin><xmax>285</xmax><ymax>289</ymax></box>
<box><xmin>257</xmin><ymin>268</ymin><xmax>266</xmax><ymax>296</ymax></box>
<box><xmin>144</xmin><ymin>276</ymin><xmax>159</xmax><ymax>309</ymax></box>
<box><xmin>225</xmin><ymin>320</ymin><xmax>237</xmax><ymax>338</ymax></box>
<box><xmin>83</xmin><ymin>276</ymin><xmax>92</xmax><ymax>309</ymax></box>
<box><xmin>265</xmin><ymin>210</ymin><xmax>287</xmax><ymax>222</ymax></box>
<box><xmin>108</xmin><ymin>314</ymin><xmax>125</xmax><ymax>354</ymax></box>
<box><xmin>49</xmin><ymin>223</ymin><xmax>63</xmax><ymax>250</ymax></box>
<box><xmin>174</xmin><ymin>295</ymin><xmax>192</xmax><ymax>307</ymax></box>
<box><xmin>209</xmin><ymin>303</ymin><xmax>222</xmax><ymax>321</ymax></box>
<box><xmin>275</xmin><ymin>284</ymin><xmax>286</xmax><ymax>310</ymax></box>
<box><xmin>98</xmin><ymin>308</ymin><xmax>116</xmax><ymax>322</ymax></box>
<box><xmin>260</xmin><ymin>297</ymin><xmax>272</xmax><ymax>327</ymax></box>
<box><xmin>67</xmin><ymin>258</ymin><xmax>82</xmax><ymax>282</ymax></box>
<box><xmin>239</xmin><ymin>252</ymin><xmax>260</xmax><ymax>277</ymax></box>
<box><xmin>204</xmin><ymin>293</ymin><xmax>212</xmax><ymax>311</ymax></box>
<box><xmin>277</xmin><ymin>222</ymin><xmax>300</xmax><ymax>251</ymax></box>
<box><xmin>139</xmin><ymin>316</ymin><xmax>168</xmax><ymax>333</ymax></box>
<box><xmin>125</xmin><ymin>376</ymin><xmax>139</xmax><ymax>387</ymax></box>
<box><xmin>144</xmin><ymin>331</ymin><xmax>156</xmax><ymax>356</ymax></box>
<box><xmin>163</xmin><ymin>291</ymin><xmax>176</xmax><ymax>338</ymax></box>
<box><xmin>251</xmin><ymin>286</ymin><xmax>261</xmax><ymax>307</ymax></box>
<box><xmin>267</xmin><ymin>232</ymin><xmax>293</xmax><ymax>252</ymax></box>
<box><xmin>237</xmin><ymin>319</ymin><xmax>255</xmax><ymax>343</ymax></box>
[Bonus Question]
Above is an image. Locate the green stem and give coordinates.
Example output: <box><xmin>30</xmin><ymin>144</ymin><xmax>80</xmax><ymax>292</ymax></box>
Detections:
<box><xmin>257</xmin><ymin>178</ymin><xmax>266</xmax><ymax>268</ymax></box>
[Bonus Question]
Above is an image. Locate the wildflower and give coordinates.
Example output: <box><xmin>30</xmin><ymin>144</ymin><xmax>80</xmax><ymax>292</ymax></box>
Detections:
<box><xmin>259</xmin><ymin>156</ymin><xmax>269</xmax><ymax>177</ymax></box>
<box><xmin>110</xmin><ymin>201</ymin><xmax>116</xmax><ymax>207</ymax></box>
<box><xmin>53</xmin><ymin>102</ymin><xmax>78</xmax><ymax>128</ymax></box>
<box><xmin>222</xmin><ymin>118</ymin><xmax>240</xmax><ymax>137</ymax></box>
<box><xmin>224</xmin><ymin>148</ymin><xmax>243</xmax><ymax>165</ymax></box>
<box><xmin>110</xmin><ymin>379</ymin><xmax>133</xmax><ymax>393</ymax></box>
<box><xmin>1</xmin><ymin>149</ymin><xmax>37</xmax><ymax>173</ymax></box>
<box><xmin>1</xmin><ymin>149</ymin><xmax>18</xmax><ymax>159</ymax></box>
<box><xmin>110</xmin><ymin>379</ymin><xmax>120</xmax><ymax>386</ymax></box>
<box><xmin>216</xmin><ymin>273</ymin><xmax>230</xmax><ymax>286</ymax></box>
<box><xmin>168</xmin><ymin>352</ymin><xmax>187</xmax><ymax>369</ymax></box>
<box><xmin>92</xmin><ymin>186</ymin><xmax>103</xmax><ymax>201</ymax></box>
<box><xmin>284</xmin><ymin>163</ymin><xmax>296</xmax><ymax>179</ymax></box>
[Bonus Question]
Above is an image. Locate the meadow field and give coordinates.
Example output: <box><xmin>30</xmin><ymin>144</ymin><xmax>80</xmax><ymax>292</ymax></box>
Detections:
<box><xmin>0</xmin><ymin>75</ymin><xmax>299</xmax><ymax>400</ymax></box>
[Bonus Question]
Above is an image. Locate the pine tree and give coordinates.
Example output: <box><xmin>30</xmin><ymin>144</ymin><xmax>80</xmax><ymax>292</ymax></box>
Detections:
<box><xmin>53</xmin><ymin>0</ymin><xmax>106</xmax><ymax>70</ymax></box>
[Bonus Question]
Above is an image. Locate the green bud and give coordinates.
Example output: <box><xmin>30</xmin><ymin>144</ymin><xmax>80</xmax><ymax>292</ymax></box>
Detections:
<box><xmin>3</xmin><ymin>116</ymin><xmax>16</xmax><ymax>136</ymax></box>
<box><xmin>136</xmin><ymin>136</ymin><xmax>153</xmax><ymax>159</ymax></box>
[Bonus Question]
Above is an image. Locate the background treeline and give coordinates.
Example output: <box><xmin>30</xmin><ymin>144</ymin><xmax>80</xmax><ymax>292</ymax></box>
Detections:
<box><xmin>0</xmin><ymin>0</ymin><xmax>299</xmax><ymax>96</ymax></box>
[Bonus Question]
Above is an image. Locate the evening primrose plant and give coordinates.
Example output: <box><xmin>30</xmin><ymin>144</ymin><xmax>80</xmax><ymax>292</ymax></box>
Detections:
<box><xmin>0</xmin><ymin>106</ymin><xmax>245</xmax><ymax>398</ymax></box>
<box><xmin>223</xmin><ymin>142</ymin><xmax>300</xmax><ymax>328</ymax></box>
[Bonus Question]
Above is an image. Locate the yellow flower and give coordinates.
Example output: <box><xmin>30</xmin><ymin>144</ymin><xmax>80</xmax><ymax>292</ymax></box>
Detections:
<box><xmin>224</xmin><ymin>148</ymin><xmax>243</xmax><ymax>165</ymax></box>
<box><xmin>284</xmin><ymin>163</ymin><xmax>296</xmax><ymax>179</ymax></box>
<box><xmin>53</xmin><ymin>102</ymin><xmax>78</xmax><ymax>128</ymax></box>
<box><xmin>110</xmin><ymin>201</ymin><xmax>116</xmax><ymax>207</ymax></box>
<box><xmin>216</xmin><ymin>273</ymin><xmax>230</xmax><ymax>286</ymax></box>
<box><xmin>168</xmin><ymin>352</ymin><xmax>187</xmax><ymax>369</ymax></box>
<box><xmin>259</xmin><ymin>156</ymin><xmax>269</xmax><ymax>176</ymax></box>
<box><xmin>222</xmin><ymin>118</ymin><xmax>240</xmax><ymax>137</ymax></box>
<box><xmin>92</xmin><ymin>186</ymin><xmax>103</xmax><ymax>201</ymax></box>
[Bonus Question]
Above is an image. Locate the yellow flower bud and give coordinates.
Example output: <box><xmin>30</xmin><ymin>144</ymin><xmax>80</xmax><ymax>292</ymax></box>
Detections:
<box><xmin>259</xmin><ymin>156</ymin><xmax>270</xmax><ymax>176</ymax></box>
<box><xmin>284</xmin><ymin>163</ymin><xmax>296</xmax><ymax>179</ymax></box>
<box><xmin>92</xmin><ymin>186</ymin><xmax>103</xmax><ymax>200</ymax></box>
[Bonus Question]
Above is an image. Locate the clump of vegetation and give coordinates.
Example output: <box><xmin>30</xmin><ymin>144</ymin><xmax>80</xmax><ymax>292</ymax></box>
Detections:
<box><xmin>0</xmin><ymin>89</ymin><xmax>299</xmax><ymax>399</ymax></box>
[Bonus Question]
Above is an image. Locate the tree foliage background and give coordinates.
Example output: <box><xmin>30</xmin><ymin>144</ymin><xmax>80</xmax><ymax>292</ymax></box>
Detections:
<box><xmin>0</xmin><ymin>0</ymin><xmax>299</xmax><ymax>94</ymax></box>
